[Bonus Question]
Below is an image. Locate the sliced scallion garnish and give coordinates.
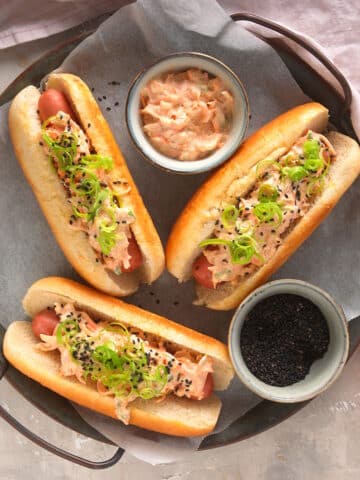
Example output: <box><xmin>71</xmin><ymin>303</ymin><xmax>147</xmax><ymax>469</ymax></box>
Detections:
<box><xmin>221</xmin><ymin>205</ymin><xmax>239</xmax><ymax>228</ymax></box>
<box><xmin>199</xmin><ymin>234</ymin><xmax>261</xmax><ymax>265</ymax></box>
<box><xmin>302</xmin><ymin>137</ymin><xmax>320</xmax><ymax>160</ymax></box>
<box><xmin>281</xmin><ymin>166</ymin><xmax>308</xmax><ymax>183</ymax></box>
<box><xmin>304</xmin><ymin>157</ymin><xmax>324</xmax><ymax>173</ymax></box>
<box><xmin>253</xmin><ymin>202</ymin><xmax>283</xmax><ymax>226</ymax></box>
<box><xmin>55</xmin><ymin>319</ymin><xmax>80</xmax><ymax>346</ymax></box>
<box><xmin>258</xmin><ymin>184</ymin><xmax>279</xmax><ymax>203</ymax></box>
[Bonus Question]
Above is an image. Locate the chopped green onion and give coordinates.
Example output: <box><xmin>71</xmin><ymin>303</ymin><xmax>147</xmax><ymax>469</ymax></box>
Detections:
<box><xmin>80</xmin><ymin>155</ymin><xmax>114</xmax><ymax>171</ymax></box>
<box><xmin>199</xmin><ymin>238</ymin><xmax>231</xmax><ymax>249</ymax></box>
<box><xmin>55</xmin><ymin>319</ymin><xmax>80</xmax><ymax>346</ymax></box>
<box><xmin>91</xmin><ymin>189</ymin><xmax>110</xmax><ymax>220</ymax></box>
<box><xmin>281</xmin><ymin>166</ymin><xmax>308</xmax><ymax>182</ymax></box>
<box><xmin>303</xmin><ymin>138</ymin><xmax>320</xmax><ymax>160</ymax></box>
<box><xmin>258</xmin><ymin>184</ymin><xmax>279</xmax><ymax>203</ymax></box>
<box><xmin>229</xmin><ymin>235</ymin><xmax>258</xmax><ymax>265</ymax></box>
<box><xmin>104</xmin><ymin>321</ymin><xmax>129</xmax><ymax>336</ymax></box>
<box><xmin>98</xmin><ymin>222</ymin><xmax>117</xmax><ymax>255</ymax></box>
<box><xmin>221</xmin><ymin>205</ymin><xmax>239</xmax><ymax>228</ymax></box>
<box><xmin>93</xmin><ymin>344</ymin><xmax>122</xmax><ymax>370</ymax></box>
<box><xmin>87</xmin><ymin>336</ymin><xmax>168</xmax><ymax>401</ymax></box>
<box><xmin>304</xmin><ymin>157</ymin><xmax>324</xmax><ymax>173</ymax></box>
<box><xmin>42</xmin><ymin>130</ymin><xmax>78</xmax><ymax>171</ymax></box>
<box><xmin>70</xmin><ymin>169</ymin><xmax>101</xmax><ymax>198</ymax></box>
<box><xmin>253</xmin><ymin>202</ymin><xmax>283</xmax><ymax>226</ymax></box>
<box><xmin>199</xmin><ymin>234</ymin><xmax>260</xmax><ymax>265</ymax></box>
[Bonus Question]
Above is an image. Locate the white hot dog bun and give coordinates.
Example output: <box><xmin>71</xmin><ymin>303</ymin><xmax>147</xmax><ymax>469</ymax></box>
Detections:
<box><xmin>8</xmin><ymin>73</ymin><xmax>164</xmax><ymax>297</ymax></box>
<box><xmin>166</xmin><ymin>103</ymin><xmax>360</xmax><ymax>310</ymax></box>
<box><xmin>3</xmin><ymin>277</ymin><xmax>234</xmax><ymax>437</ymax></box>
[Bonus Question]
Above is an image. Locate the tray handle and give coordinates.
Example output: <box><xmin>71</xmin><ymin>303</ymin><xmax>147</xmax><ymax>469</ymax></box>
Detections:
<box><xmin>0</xmin><ymin>325</ymin><xmax>124</xmax><ymax>469</ymax></box>
<box><xmin>231</xmin><ymin>12</ymin><xmax>352</xmax><ymax>115</ymax></box>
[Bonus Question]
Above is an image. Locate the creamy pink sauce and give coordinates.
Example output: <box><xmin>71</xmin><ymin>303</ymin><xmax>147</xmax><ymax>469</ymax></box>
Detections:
<box><xmin>203</xmin><ymin>131</ymin><xmax>336</xmax><ymax>286</ymax></box>
<box><xmin>140</xmin><ymin>68</ymin><xmax>234</xmax><ymax>161</ymax></box>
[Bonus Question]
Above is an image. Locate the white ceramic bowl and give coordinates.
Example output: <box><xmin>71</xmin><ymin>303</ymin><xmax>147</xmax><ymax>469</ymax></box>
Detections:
<box><xmin>126</xmin><ymin>52</ymin><xmax>250</xmax><ymax>174</ymax></box>
<box><xmin>228</xmin><ymin>279</ymin><xmax>349</xmax><ymax>403</ymax></box>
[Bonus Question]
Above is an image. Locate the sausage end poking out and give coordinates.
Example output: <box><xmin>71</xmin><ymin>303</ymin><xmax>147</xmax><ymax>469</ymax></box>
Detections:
<box><xmin>38</xmin><ymin>89</ymin><xmax>75</xmax><ymax>122</ymax></box>
<box><xmin>32</xmin><ymin>309</ymin><xmax>59</xmax><ymax>338</ymax></box>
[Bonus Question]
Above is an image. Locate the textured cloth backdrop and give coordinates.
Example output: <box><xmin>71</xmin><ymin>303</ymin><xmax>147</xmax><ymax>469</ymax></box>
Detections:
<box><xmin>0</xmin><ymin>0</ymin><xmax>358</xmax><ymax>91</ymax></box>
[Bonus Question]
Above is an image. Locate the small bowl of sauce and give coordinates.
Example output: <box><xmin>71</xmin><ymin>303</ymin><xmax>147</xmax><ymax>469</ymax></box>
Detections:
<box><xmin>126</xmin><ymin>52</ymin><xmax>249</xmax><ymax>174</ymax></box>
<box><xmin>228</xmin><ymin>279</ymin><xmax>349</xmax><ymax>403</ymax></box>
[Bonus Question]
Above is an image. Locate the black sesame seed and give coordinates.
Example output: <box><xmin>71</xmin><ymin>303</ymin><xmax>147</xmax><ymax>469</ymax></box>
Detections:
<box><xmin>114</xmin><ymin>101</ymin><xmax>119</xmax><ymax>106</ymax></box>
<box><xmin>106</xmin><ymin>107</ymin><xmax>111</xmax><ymax>111</ymax></box>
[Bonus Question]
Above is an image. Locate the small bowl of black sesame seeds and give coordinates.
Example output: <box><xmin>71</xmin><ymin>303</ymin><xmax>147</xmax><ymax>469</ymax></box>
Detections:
<box><xmin>228</xmin><ymin>279</ymin><xmax>349</xmax><ymax>403</ymax></box>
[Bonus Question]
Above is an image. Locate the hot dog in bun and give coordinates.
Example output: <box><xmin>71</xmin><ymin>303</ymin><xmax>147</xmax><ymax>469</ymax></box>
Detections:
<box><xmin>166</xmin><ymin>103</ymin><xmax>360</xmax><ymax>310</ymax></box>
<box><xmin>3</xmin><ymin>277</ymin><xmax>234</xmax><ymax>436</ymax></box>
<box><xmin>9</xmin><ymin>74</ymin><xmax>164</xmax><ymax>297</ymax></box>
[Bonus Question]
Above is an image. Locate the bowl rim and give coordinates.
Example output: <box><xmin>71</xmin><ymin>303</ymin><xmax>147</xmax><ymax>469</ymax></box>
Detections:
<box><xmin>125</xmin><ymin>51</ymin><xmax>250</xmax><ymax>174</ymax></box>
<box><xmin>228</xmin><ymin>278</ymin><xmax>350</xmax><ymax>403</ymax></box>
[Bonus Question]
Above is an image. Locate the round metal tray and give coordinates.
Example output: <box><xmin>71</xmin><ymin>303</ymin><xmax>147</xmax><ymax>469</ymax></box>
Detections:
<box><xmin>0</xmin><ymin>11</ymin><xmax>359</xmax><ymax>469</ymax></box>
